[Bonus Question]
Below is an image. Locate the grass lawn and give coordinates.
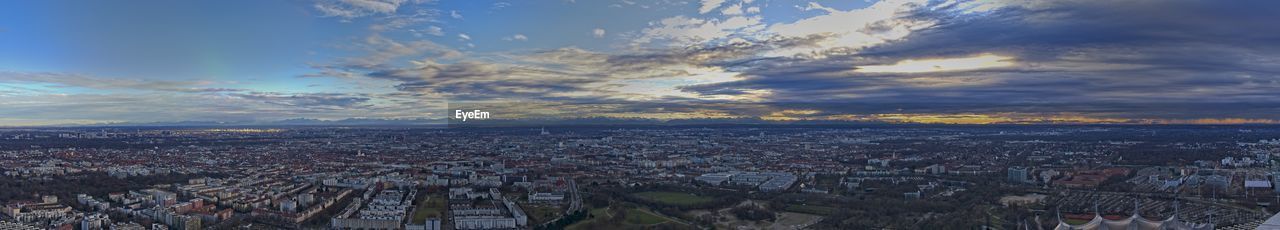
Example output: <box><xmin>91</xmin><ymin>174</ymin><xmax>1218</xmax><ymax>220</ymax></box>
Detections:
<box><xmin>1064</xmin><ymin>218</ymin><xmax>1091</xmax><ymax>225</ymax></box>
<box><xmin>590</xmin><ymin>207</ymin><xmax>610</xmax><ymax>217</ymax></box>
<box><xmin>522</xmin><ymin>203</ymin><xmax>563</xmax><ymax>225</ymax></box>
<box><xmin>785</xmin><ymin>204</ymin><xmax>837</xmax><ymax>215</ymax></box>
<box><xmin>632</xmin><ymin>191</ymin><xmax>714</xmax><ymax>206</ymax></box>
<box><xmin>624</xmin><ymin>208</ymin><xmax>669</xmax><ymax>225</ymax></box>
<box><xmin>567</xmin><ymin>205</ymin><xmax>693</xmax><ymax>229</ymax></box>
<box><xmin>565</xmin><ymin>207</ymin><xmax>611</xmax><ymax>230</ymax></box>
<box><xmin>411</xmin><ymin>194</ymin><xmax>445</xmax><ymax>223</ymax></box>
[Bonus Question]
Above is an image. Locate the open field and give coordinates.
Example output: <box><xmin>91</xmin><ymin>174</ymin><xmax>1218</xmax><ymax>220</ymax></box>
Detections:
<box><xmin>522</xmin><ymin>203</ymin><xmax>563</xmax><ymax>225</ymax></box>
<box><xmin>565</xmin><ymin>207</ymin><xmax>613</xmax><ymax>230</ymax></box>
<box><xmin>785</xmin><ymin>204</ymin><xmax>837</xmax><ymax>215</ymax></box>
<box><xmin>693</xmin><ymin>200</ymin><xmax>824</xmax><ymax>230</ymax></box>
<box><xmin>567</xmin><ymin>205</ymin><xmax>695</xmax><ymax>229</ymax></box>
<box><xmin>624</xmin><ymin>208</ymin><xmax>668</xmax><ymax>225</ymax></box>
<box><xmin>410</xmin><ymin>194</ymin><xmax>445</xmax><ymax>224</ymax></box>
<box><xmin>633</xmin><ymin>191</ymin><xmax>714</xmax><ymax>206</ymax></box>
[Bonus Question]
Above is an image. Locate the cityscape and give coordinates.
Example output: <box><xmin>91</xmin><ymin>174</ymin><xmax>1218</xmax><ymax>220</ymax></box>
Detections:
<box><xmin>2</xmin><ymin>126</ymin><xmax>1280</xmax><ymax>229</ymax></box>
<box><xmin>5</xmin><ymin>0</ymin><xmax>1280</xmax><ymax>229</ymax></box>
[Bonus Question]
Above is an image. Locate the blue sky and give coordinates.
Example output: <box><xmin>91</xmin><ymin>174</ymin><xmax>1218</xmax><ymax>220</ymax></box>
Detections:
<box><xmin>2</xmin><ymin>0</ymin><xmax>1280</xmax><ymax>125</ymax></box>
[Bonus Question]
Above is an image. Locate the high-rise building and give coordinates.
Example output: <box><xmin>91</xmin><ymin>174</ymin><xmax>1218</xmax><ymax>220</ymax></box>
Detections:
<box><xmin>1008</xmin><ymin>167</ymin><xmax>1029</xmax><ymax>184</ymax></box>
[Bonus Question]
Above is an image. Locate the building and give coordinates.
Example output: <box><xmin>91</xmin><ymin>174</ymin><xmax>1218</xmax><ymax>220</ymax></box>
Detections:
<box><xmin>454</xmin><ymin>217</ymin><xmax>516</xmax><ymax>230</ymax></box>
<box><xmin>1008</xmin><ymin>166</ymin><xmax>1029</xmax><ymax>184</ymax></box>
<box><xmin>701</xmin><ymin>171</ymin><xmax>796</xmax><ymax>192</ymax></box>
<box><xmin>76</xmin><ymin>194</ymin><xmax>110</xmax><ymax>211</ymax></box>
<box><xmin>1272</xmin><ymin>172</ymin><xmax>1280</xmax><ymax>193</ymax></box>
<box><xmin>694</xmin><ymin>172</ymin><xmax>733</xmax><ymax>185</ymax></box>
<box><xmin>1245</xmin><ymin>179</ymin><xmax>1271</xmax><ymax>190</ymax></box>
<box><xmin>449</xmin><ymin>189</ymin><xmax>527</xmax><ymax>230</ymax></box>
<box><xmin>924</xmin><ymin>164</ymin><xmax>947</xmax><ymax>174</ymax></box>
<box><xmin>109</xmin><ymin>222</ymin><xmax>147</xmax><ymax>230</ymax></box>
<box><xmin>144</xmin><ymin>189</ymin><xmax>178</xmax><ymax>207</ymax></box>
<box><xmin>1039</xmin><ymin>170</ymin><xmax>1060</xmax><ymax>184</ymax></box>
<box><xmin>449</xmin><ymin>187</ymin><xmax>489</xmax><ymax>200</ymax></box>
<box><xmin>903</xmin><ymin>191</ymin><xmax>921</xmax><ymax>200</ymax></box>
<box><xmin>80</xmin><ymin>213</ymin><xmax>110</xmax><ymax>230</ymax></box>
<box><xmin>0</xmin><ymin>221</ymin><xmax>41</xmax><ymax>230</ymax></box>
<box><xmin>146</xmin><ymin>207</ymin><xmax>201</xmax><ymax>230</ymax></box>
<box><xmin>528</xmin><ymin>192</ymin><xmax>565</xmax><ymax>203</ymax></box>
<box><xmin>280</xmin><ymin>199</ymin><xmax>298</xmax><ymax>213</ymax></box>
<box><xmin>406</xmin><ymin>218</ymin><xmax>442</xmax><ymax>230</ymax></box>
<box><xmin>331</xmin><ymin>189</ymin><xmax>413</xmax><ymax>230</ymax></box>
<box><xmin>1053</xmin><ymin>202</ymin><xmax>1212</xmax><ymax>230</ymax></box>
<box><xmin>2</xmin><ymin>199</ymin><xmax>72</xmax><ymax>224</ymax></box>
<box><xmin>731</xmin><ymin>173</ymin><xmax>771</xmax><ymax>186</ymax></box>
<box><xmin>758</xmin><ymin>172</ymin><xmax>798</xmax><ymax>192</ymax></box>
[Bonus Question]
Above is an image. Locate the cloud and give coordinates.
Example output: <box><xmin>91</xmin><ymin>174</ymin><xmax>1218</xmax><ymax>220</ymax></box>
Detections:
<box><xmin>634</xmin><ymin>15</ymin><xmax>764</xmax><ymax>47</ymax></box>
<box><xmin>492</xmin><ymin>2</ymin><xmax>512</xmax><ymax>10</ymax></box>
<box><xmin>314</xmin><ymin>0</ymin><xmax>409</xmax><ymax>19</ymax></box>
<box><xmin>364</xmin><ymin>60</ymin><xmax>606</xmax><ymax>101</ymax></box>
<box><xmin>376</xmin><ymin>8</ymin><xmax>442</xmax><ymax>30</ymax></box>
<box><xmin>698</xmin><ymin>0</ymin><xmax>728</xmax><ymax>14</ymax></box>
<box><xmin>294</xmin><ymin>0</ymin><xmax>1280</xmax><ymax>124</ymax></box>
<box><xmin>0</xmin><ymin>78</ymin><xmax>404</xmax><ymax>125</ymax></box>
<box><xmin>503</xmin><ymin>34</ymin><xmax>528</xmax><ymax>41</ymax></box>
<box><xmin>798</xmin><ymin>2</ymin><xmax>837</xmax><ymax>13</ymax></box>
<box><xmin>669</xmin><ymin>0</ymin><xmax>1280</xmax><ymax>122</ymax></box>
<box><xmin>413</xmin><ymin>26</ymin><xmax>445</xmax><ymax>37</ymax></box>
<box><xmin>320</xmin><ymin>35</ymin><xmax>829</xmax><ymax>108</ymax></box>
<box><xmin>457</xmin><ymin>33</ymin><xmax>471</xmax><ymax>41</ymax></box>
<box><xmin>0</xmin><ymin>71</ymin><xmax>243</xmax><ymax>93</ymax></box>
<box><xmin>854</xmin><ymin>53</ymin><xmax>1015</xmax><ymax>73</ymax></box>
<box><xmin>763</xmin><ymin>0</ymin><xmax>935</xmax><ymax>57</ymax></box>
<box><xmin>593</xmin><ymin>28</ymin><xmax>607</xmax><ymax>38</ymax></box>
<box><xmin>361</xmin><ymin>34</ymin><xmax>460</xmax><ymax>65</ymax></box>
<box><xmin>303</xmin><ymin>33</ymin><xmax>461</xmax><ymax>79</ymax></box>
<box><xmin>230</xmin><ymin>92</ymin><xmax>371</xmax><ymax>110</ymax></box>
<box><xmin>720</xmin><ymin>3</ymin><xmax>743</xmax><ymax>16</ymax></box>
<box><xmin>450</xmin><ymin>10</ymin><xmax>462</xmax><ymax>19</ymax></box>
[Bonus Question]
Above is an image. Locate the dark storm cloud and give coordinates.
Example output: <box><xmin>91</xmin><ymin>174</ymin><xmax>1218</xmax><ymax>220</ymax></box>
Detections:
<box><xmin>364</xmin><ymin>61</ymin><xmax>606</xmax><ymax>100</ymax></box>
<box><xmin>675</xmin><ymin>0</ymin><xmax>1280</xmax><ymax>120</ymax></box>
<box><xmin>603</xmin><ymin>34</ymin><xmax>832</xmax><ymax>72</ymax></box>
<box><xmin>287</xmin><ymin>0</ymin><xmax>1280</xmax><ymax>123</ymax></box>
<box><xmin>230</xmin><ymin>92</ymin><xmax>372</xmax><ymax>110</ymax></box>
<box><xmin>350</xmin><ymin>35</ymin><xmax>833</xmax><ymax>102</ymax></box>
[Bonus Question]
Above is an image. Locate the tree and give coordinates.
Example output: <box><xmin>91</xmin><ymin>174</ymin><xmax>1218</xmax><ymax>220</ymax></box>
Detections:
<box><xmin>730</xmin><ymin>204</ymin><xmax>775</xmax><ymax>221</ymax></box>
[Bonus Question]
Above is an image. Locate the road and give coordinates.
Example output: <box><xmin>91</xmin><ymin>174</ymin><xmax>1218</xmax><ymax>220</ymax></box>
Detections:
<box><xmin>537</xmin><ymin>177</ymin><xmax>585</xmax><ymax>227</ymax></box>
<box><xmin>567</xmin><ymin>177</ymin><xmax>583</xmax><ymax>214</ymax></box>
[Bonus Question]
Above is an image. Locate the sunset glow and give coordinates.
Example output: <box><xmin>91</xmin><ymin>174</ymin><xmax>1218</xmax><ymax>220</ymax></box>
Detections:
<box><xmin>855</xmin><ymin>54</ymin><xmax>1015</xmax><ymax>73</ymax></box>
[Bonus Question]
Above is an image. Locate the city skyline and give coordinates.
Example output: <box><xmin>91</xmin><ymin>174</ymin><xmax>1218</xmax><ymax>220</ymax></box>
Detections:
<box><xmin>4</xmin><ymin>0</ymin><xmax>1280</xmax><ymax>126</ymax></box>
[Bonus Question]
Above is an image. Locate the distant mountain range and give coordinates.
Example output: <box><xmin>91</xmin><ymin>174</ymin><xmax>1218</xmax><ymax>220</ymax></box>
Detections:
<box><xmin>63</xmin><ymin>117</ymin><xmax>792</xmax><ymax>127</ymax></box>
<box><xmin>29</xmin><ymin>117</ymin><xmax>1280</xmax><ymax>128</ymax></box>
<box><xmin>72</xmin><ymin>118</ymin><xmax>446</xmax><ymax>127</ymax></box>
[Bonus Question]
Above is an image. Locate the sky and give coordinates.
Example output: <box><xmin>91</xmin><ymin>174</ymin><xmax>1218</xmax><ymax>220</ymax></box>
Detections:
<box><xmin>2</xmin><ymin>0</ymin><xmax>1280</xmax><ymax>126</ymax></box>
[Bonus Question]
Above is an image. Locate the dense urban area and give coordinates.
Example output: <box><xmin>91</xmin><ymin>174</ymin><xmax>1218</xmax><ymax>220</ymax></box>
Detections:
<box><xmin>3</xmin><ymin>125</ymin><xmax>1280</xmax><ymax>229</ymax></box>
